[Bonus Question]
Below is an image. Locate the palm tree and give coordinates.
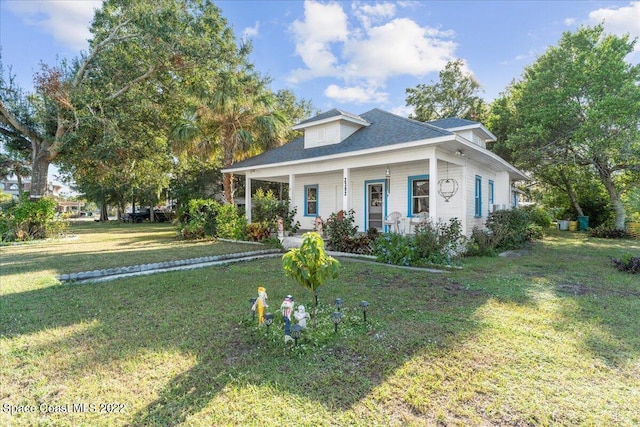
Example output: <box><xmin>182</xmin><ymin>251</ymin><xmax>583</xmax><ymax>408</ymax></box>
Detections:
<box><xmin>172</xmin><ymin>70</ymin><xmax>289</xmax><ymax>203</ymax></box>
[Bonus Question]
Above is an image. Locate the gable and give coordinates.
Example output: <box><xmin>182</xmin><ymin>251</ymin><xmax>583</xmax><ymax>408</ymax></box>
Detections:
<box><xmin>427</xmin><ymin>117</ymin><xmax>496</xmax><ymax>149</ymax></box>
<box><xmin>292</xmin><ymin>108</ymin><xmax>371</xmax><ymax>148</ymax></box>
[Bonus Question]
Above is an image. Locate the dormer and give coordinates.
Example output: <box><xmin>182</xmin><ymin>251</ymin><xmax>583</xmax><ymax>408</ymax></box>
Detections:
<box><xmin>427</xmin><ymin>118</ymin><xmax>496</xmax><ymax>149</ymax></box>
<box><xmin>293</xmin><ymin>109</ymin><xmax>370</xmax><ymax>149</ymax></box>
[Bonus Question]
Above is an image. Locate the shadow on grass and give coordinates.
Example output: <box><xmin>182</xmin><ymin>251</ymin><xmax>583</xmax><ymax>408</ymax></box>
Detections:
<box><xmin>0</xmin><ymin>235</ymin><xmax>263</xmax><ymax>280</ymax></box>
<box><xmin>1</xmin><ymin>257</ymin><xmax>499</xmax><ymax>425</ymax></box>
<box><xmin>547</xmin><ymin>236</ymin><xmax>640</xmax><ymax>367</ymax></box>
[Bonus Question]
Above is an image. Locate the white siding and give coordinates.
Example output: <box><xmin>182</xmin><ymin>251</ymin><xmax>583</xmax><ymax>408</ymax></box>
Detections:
<box><xmin>434</xmin><ymin>161</ymin><xmax>464</xmax><ymax>225</ymax></box>
<box><xmin>292</xmin><ymin>172</ymin><xmax>342</xmax><ymax>229</ymax></box>
<box><xmin>303</xmin><ymin>122</ymin><xmax>341</xmax><ymax>148</ymax></box>
<box><xmin>303</xmin><ymin>121</ymin><xmax>362</xmax><ymax>149</ymax></box>
<box><xmin>462</xmin><ymin>158</ymin><xmax>511</xmax><ymax>233</ymax></box>
<box><xmin>455</xmin><ymin>129</ymin><xmax>487</xmax><ymax>149</ymax></box>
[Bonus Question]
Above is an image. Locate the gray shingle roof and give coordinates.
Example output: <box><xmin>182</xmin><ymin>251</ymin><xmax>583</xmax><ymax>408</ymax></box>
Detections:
<box><xmin>426</xmin><ymin>117</ymin><xmax>479</xmax><ymax>129</ymax></box>
<box><xmin>294</xmin><ymin>108</ymin><xmax>368</xmax><ymax>127</ymax></box>
<box><xmin>228</xmin><ymin>108</ymin><xmax>454</xmax><ymax>170</ymax></box>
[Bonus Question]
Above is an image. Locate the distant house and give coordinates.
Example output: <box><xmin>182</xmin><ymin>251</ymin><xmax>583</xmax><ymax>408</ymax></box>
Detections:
<box><xmin>222</xmin><ymin>108</ymin><xmax>527</xmax><ymax>236</ymax></box>
<box><xmin>0</xmin><ymin>179</ymin><xmax>62</xmax><ymax>199</ymax></box>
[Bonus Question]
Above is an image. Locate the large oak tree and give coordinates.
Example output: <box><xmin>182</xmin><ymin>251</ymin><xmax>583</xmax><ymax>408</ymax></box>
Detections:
<box><xmin>0</xmin><ymin>0</ymin><xmax>243</xmax><ymax>201</ymax></box>
<box><xmin>503</xmin><ymin>25</ymin><xmax>640</xmax><ymax>230</ymax></box>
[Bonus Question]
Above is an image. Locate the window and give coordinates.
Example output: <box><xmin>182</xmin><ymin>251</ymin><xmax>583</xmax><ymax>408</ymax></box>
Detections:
<box><xmin>475</xmin><ymin>176</ymin><xmax>482</xmax><ymax>217</ymax></box>
<box><xmin>408</xmin><ymin>175</ymin><xmax>429</xmax><ymax>215</ymax></box>
<box><xmin>304</xmin><ymin>185</ymin><xmax>318</xmax><ymax>216</ymax></box>
<box><xmin>488</xmin><ymin>180</ymin><xmax>494</xmax><ymax>212</ymax></box>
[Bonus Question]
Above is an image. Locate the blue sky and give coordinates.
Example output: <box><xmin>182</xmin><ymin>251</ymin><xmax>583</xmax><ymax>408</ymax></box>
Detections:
<box><xmin>2</xmin><ymin>0</ymin><xmax>639</xmax><ymax>117</ymax></box>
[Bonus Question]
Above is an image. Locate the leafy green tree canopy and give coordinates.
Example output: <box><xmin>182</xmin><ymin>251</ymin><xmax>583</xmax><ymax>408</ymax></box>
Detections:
<box><xmin>505</xmin><ymin>24</ymin><xmax>640</xmax><ymax>230</ymax></box>
<box><xmin>405</xmin><ymin>59</ymin><xmax>486</xmax><ymax>122</ymax></box>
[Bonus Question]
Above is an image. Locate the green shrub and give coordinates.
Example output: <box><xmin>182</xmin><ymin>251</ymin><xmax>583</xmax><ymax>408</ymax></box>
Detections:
<box><xmin>523</xmin><ymin>205</ymin><xmax>553</xmax><ymax>228</ymax></box>
<box><xmin>465</xmin><ymin>227</ymin><xmax>497</xmax><ymax>257</ymax></box>
<box><xmin>0</xmin><ymin>196</ymin><xmax>68</xmax><ymax>242</ymax></box>
<box><xmin>373</xmin><ymin>233</ymin><xmax>416</xmax><ymax>266</ymax></box>
<box><xmin>325</xmin><ymin>209</ymin><xmax>358</xmax><ymax>252</ymax></box>
<box><xmin>215</xmin><ymin>203</ymin><xmax>246</xmax><ymax>240</ymax></box>
<box><xmin>177</xmin><ymin>199</ymin><xmax>218</xmax><ymax>239</ymax></box>
<box><xmin>414</xmin><ymin>218</ymin><xmax>465</xmax><ymax>265</ymax></box>
<box><xmin>486</xmin><ymin>209</ymin><xmax>531</xmax><ymax>251</ymax></box>
<box><xmin>526</xmin><ymin>224</ymin><xmax>544</xmax><ymax>241</ymax></box>
<box><xmin>177</xmin><ymin>199</ymin><xmax>247</xmax><ymax>240</ymax></box>
<box><xmin>252</xmin><ymin>188</ymin><xmax>300</xmax><ymax>235</ymax></box>
<box><xmin>589</xmin><ymin>225</ymin><xmax>630</xmax><ymax>239</ymax></box>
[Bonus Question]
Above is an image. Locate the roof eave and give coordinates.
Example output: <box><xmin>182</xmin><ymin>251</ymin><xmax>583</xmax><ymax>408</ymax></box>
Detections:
<box><xmin>292</xmin><ymin>115</ymin><xmax>370</xmax><ymax>130</ymax></box>
<box><xmin>222</xmin><ymin>135</ymin><xmax>454</xmax><ymax>174</ymax></box>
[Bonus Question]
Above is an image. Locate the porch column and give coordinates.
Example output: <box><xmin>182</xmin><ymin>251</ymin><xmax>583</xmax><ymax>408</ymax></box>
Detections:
<box><xmin>429</xmin><ymin>153</ymin><xmax>438</xmax><ymax>220</ymax></box>
<box><xmin>288</xmin><ymin>173</ymin><xmax>295</xmax><ymax>207</ymax></box>
<box><xmin>245</xmin><ymin>175</ymin><xmax>252</xmax><ymax>223</ymax></box>
<box><xmin>342</xmin><ymin>167</ymin><xmax>350</xmax><ymax>212</ymax></box>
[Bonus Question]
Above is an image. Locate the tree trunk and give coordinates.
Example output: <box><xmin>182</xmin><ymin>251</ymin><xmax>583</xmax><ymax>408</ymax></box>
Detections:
<box><xmin>30</xmin><ymin>152</ymin><xmax>51</xmax><ymax>200</ymax></box>
<box><xmin>100</xmin><ymin>202</ymin><xmax>109</xmax><ymax>222</ymax></box>
<box><xmin>223</xmin><ymin>146</ymin><xmax>235</xmax><ymax>204</ymax></box>
<box><xmin>16</xmin><ymin>174</ymin><xmax>24</xmax><ymax>203</ymax></box>
<box><xmin>558</xmin><ymin>169</ymin><xmax>584</xmax><ymax>217</ymax></box>
<box><xmin>223</xmin><ymin>172</ymin><xmax>234</xmax><ymax>204</ymax></box>
<box><xmin>600</xmin><ymin>171</ymin><xmax>626</xmax><ymax>230</ymax></box>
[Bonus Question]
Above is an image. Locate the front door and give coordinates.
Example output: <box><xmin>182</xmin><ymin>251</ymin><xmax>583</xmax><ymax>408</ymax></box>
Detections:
<box><xmin>367</xmin><ymin>183</ymin><xmax>384</xmax><ymax>231</ymax></box>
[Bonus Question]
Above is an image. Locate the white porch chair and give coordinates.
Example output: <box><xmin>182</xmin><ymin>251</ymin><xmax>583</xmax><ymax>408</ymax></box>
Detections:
<box><xmin>409</xmin><ymin>211</ymin><xmax>429</xmax><ymax>233</ymax></box>
<box><xmin>383</xmin><ymin>211</ymin><xmax>402</xmax><ymax>233</ymax></box>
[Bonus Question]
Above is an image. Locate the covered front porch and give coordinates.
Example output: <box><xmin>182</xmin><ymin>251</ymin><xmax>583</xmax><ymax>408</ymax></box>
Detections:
<box><xmin>240</xmin><ymin>146</ymin><xmax>482</xmax><ymax>235</ymax></box>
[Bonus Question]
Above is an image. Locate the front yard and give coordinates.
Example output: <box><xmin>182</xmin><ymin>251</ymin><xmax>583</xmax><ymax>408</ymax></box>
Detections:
<box><xmin>1</xmin><ymin>223</ymin><xmax>638</xmax><ymax>426</ymax></box>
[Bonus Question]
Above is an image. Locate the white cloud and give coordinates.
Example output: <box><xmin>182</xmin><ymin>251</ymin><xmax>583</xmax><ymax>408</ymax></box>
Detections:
<box><xmin>352</xmin><ymin>2</ymin><xmax>396</xmax><ymax>29</ymax></box>
<box><xmin>324</xmin><ymin>83</ymin><xmax>388</xmax><ymax>104</ymax></box>
<box><xmin>243</xmin><ymin>21</ymin><xmax>260</xmax><ymax>40</ymax></box>
<box><xmin>587</xmin><ymin>1</ymin><xmax>640</xmax><ymax>52</ymax></box>
<box><xmin>343</xmin><ymin>18</ymin><xmax>455</xmax><ymax>82</ymax></box>
<box><xmin>389</xmin><ymin>104</ymin><xmax>413</xmax><ymax>118</ymax></box>
<box><xmin>564</xmin><ymin>18</ymin><xmax>576</xmax><ymax>26</ymax></box>
<box><xmin>289</xmin><ymin>0</ymin><xmax>349</xmax><ymax>82</ymax></box>
<box><xmin>6</xmin><ymin>0</ymin><xmax>99</xmax><ymax>51</ymax></box>
<box><xmin>288</xmin><ymin>0</ymin><xmax>457</xmax><ymax>105</ymax></box>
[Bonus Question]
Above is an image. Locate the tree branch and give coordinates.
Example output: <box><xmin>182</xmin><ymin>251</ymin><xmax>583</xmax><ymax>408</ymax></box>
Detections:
<box><xmin>106</xmin><ymin>66</ymin><xmax>156</xmax><ymax>100</ymax></box>
<box><xmin>0</xmin><ymin>99</ymin><xmax>43</xmax><ymax>145</ymax></box>
<box><xmin>73</xmin><ymin>18</ymin><xmax>135</xmax><ymax>87</ymax></box>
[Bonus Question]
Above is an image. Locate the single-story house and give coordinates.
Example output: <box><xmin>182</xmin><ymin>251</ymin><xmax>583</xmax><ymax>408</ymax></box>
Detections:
<box><xmin>222</xmin><ymin>108</ymin><xmax>527</xmax><ymax>236</ymax></box>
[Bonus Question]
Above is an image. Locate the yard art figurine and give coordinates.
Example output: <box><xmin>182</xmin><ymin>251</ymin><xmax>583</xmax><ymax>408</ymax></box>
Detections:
<box><xmin>281</xmin><ymin>295</ymin><xmax>294</xmax><ymax>343</ymax></box>
<box><xmin>294</xmin><ymin>305</ymin><xmax>310</xmax><ymax>329</ymax></box>
<box><xmin>251</xmin><ymin>287</ymin><xmax>268</xmax><ymax>324</ymax></box>
<box><xmin>277</xmin><ymin>216</ymin><xmax>284</xmax><ymax>239</ymax></box>
<box><xmin>315</xmin><ymin>216</ymin><xmax>323</xmax><ymax>234</ymax></box>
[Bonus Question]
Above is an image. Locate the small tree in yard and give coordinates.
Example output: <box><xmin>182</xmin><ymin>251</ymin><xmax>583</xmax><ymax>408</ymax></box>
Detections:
<box><xmin>282</xmin><ymin>232</ymin><xmax>340</xmax><ymax>325</ymax></box>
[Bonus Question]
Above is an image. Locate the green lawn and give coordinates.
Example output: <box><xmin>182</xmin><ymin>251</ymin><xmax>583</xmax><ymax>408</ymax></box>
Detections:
<box><xmin>1</xmin><ymin>223</ymin><xmax>639</xmax><ymax>426</ymax></box>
